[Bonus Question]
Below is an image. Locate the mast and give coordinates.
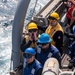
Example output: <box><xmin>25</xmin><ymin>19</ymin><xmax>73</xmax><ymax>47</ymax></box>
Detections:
<box><xmin>11</xmin><ymin>0</ymin><xmax>31</xmax><ymax>71</ymax></box>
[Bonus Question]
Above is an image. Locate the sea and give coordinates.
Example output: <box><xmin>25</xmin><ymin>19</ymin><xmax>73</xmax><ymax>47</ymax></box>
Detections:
<box><xmin>0</xmin><ymin>0</ymin><xmax>50</xmax><ymax>75</ymax></box>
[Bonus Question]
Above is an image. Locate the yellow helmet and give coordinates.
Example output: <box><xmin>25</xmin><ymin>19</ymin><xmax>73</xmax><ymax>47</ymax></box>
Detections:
<box><xmin>49</xmin><ymin>12</ymin><xmax>60</xmax><ymax>20</ymax></box>
<box><xmin>27</xmin><ymin>22</ymin><xmax>38</xmax><ymax>30</ymax></box>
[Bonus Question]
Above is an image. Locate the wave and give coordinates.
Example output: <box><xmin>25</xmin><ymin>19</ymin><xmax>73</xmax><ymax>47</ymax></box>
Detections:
<box><xmin>0</xmin><ymin>0</ymin><xmax>50</xmax><ymax>75</ymax></box>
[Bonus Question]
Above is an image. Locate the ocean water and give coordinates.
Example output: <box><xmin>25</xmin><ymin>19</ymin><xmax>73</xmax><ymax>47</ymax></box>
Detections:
<box><xmin>0</xmin><ymin>0</ymin><xmax>49</xmax><ymax>75</ymax></box>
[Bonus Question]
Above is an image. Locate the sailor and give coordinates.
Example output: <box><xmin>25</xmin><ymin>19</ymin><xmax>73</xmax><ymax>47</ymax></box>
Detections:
<box><xmin>62</xmin><ymin>0</ymin><xmax>74</xmax><ymax>9</ymax></box>
<box><xmin>64</xmin><ymin>25</ymin><xmax>75</xmax><ymax>39</ymax></box>
<box><xmin>35</xmin><ymin>33</ymin><xmax>61</xmax><ymax>66</ymax></box>
<box><xmin>66</xmin><ymin>4</ymin><xmax>75</xmax><ymax>33</ymax></box>
<box><xmin>68</xmin><ymin>25</ymin><xmax>75</xmax><ymax>69</ymax></box>
<box><xmin>23</xmin><ymin>47</ymin><xmax>42</xmax><ymax>75</ymax></box>
<box><xmin>20</xmin><ymin>22</ymin><xmax>39</xmax><ymax>52</ymax></box>
<box><xmin>45</xmin><ymin>12</ymin><xmax>64</xmax><ymax>55</ymax></box>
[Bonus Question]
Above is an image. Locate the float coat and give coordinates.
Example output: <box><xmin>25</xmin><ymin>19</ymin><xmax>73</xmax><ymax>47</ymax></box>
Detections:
<box><xmin>23</xmin><ymin>59</ymin><xmax>42</xmax><ymax>75</ymax></box>
<box><xmin>36</xmin><ymin>45</ymin><xmax>61</xmax><ymax>66</ymax></box>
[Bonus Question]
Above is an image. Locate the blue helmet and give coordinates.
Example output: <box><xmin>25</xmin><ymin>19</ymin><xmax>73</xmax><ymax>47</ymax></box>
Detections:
<box><xmin>73</xmin><ymin>25</ymin><xmax>75</xmax><ymax>33</ymax></box>
<box><xmin>25</xmin><ymin>48</ymin><xmax>36</xmax><ymax>55</ymax></box>
<box><xmin>37</xmin><ymin>33</ymin><xmax>52</xmax><ymax>43</ymax></box>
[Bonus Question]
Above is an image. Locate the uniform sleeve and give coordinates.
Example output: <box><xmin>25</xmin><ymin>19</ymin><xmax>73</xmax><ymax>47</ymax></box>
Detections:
<box><xmin>55</xmin><ymin>52</ymin><xmax>61</xmax><ymax>67</ymax></box>
<box><xmin>64</xmin><ymin>31</ymin><xmax>75</xmax><ymax>39</ymax></box>
<box><xmin>69</xmin><ymin>42</ymin><xmax>75</xmax><ymax>59</ymax></box>
<box><xmin>20</xmin><ymin>38</ymin><xmax>32</xmax><ymax>52</ymax></box>
<box><xmin>36</xmin><ymin>68</ymin><xmax>42</xmax><ymax>75</ymax></box>
<box><xmin>53</xmin><ymin>31</ymin><xmax>63</xmax><ymax>48</ymax></box>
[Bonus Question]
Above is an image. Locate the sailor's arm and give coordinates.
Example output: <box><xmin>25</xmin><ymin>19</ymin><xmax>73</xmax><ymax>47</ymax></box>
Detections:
<box><xmin>20</xmin><ymin>38</ymin><xmax>32</xmax><ymax>52</ymax></box>
<box><xmin>53</xmin><ymin>31</ymin><xmax>63</xmax><ymax>48</ymax></box>
<box><xmin>36</xmin><ymin>68</ymin><xmax>42</xmax><ymax>75</ymax></box>
<box><xmin>64</xmin><ymin>31</ymin><xmax>75</xmax><ymax>39</ymax></box>
<box><xmin>54</xmin><ymin>52</ymin><xmax>61</xmax><ymax>67</ymax></box>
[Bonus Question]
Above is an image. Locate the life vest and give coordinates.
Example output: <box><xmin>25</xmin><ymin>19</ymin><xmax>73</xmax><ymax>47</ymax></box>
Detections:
<box><xmin>25</xmin><ymin>35</ymin><xmax>39</xmax><ymax>48</ymax></box>
<box><xmin>23</xmin><ymin>59</ymin><xmax>42</xmax><ymax>75</ymax></box>
<box><xmin>36</xmin><ymin>45</ymin><xmax>59</xmax><ymax>66</ymax></box>
<box><xmin>45</xmin><ymin>23</ymin><xmax>64</xmax><ymax>46</ymax></box>
<box><xmin>66</xmin><ymin>5</ymin><xmax>75</xmax><ymax>20</ymax></box>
